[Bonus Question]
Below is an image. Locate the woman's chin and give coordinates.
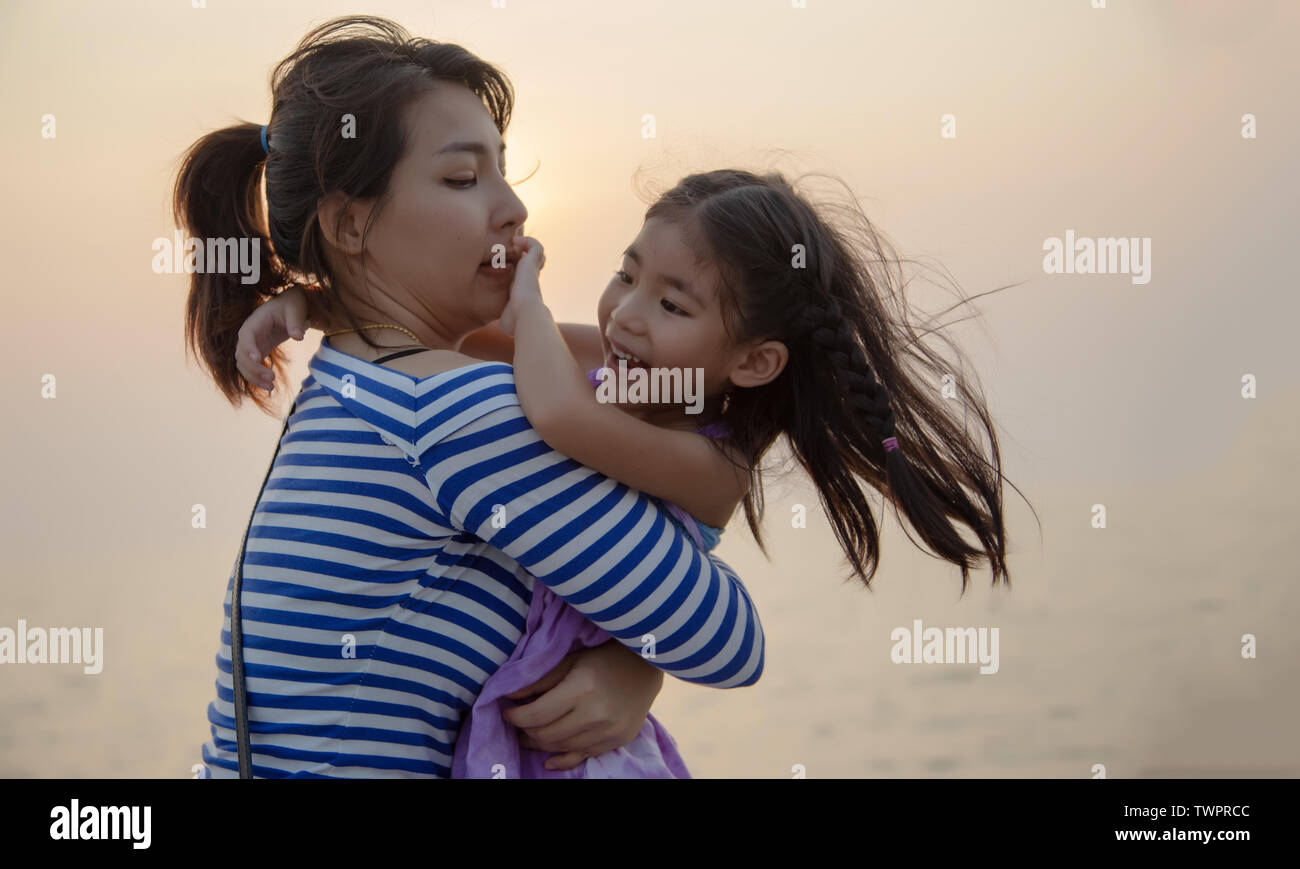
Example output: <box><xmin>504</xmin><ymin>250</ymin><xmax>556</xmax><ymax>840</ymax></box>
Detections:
<box><xmin>473</xmin><ymin>294</ymin><xmax>511</xmax><ymax>325</ymax></box>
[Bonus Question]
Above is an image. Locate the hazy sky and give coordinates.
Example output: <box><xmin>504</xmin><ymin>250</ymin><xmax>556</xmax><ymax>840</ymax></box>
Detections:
<box><xmin>4</xmin><ymin>0</ymin><xmax>1296</xmax><ymax>495</ymax></box>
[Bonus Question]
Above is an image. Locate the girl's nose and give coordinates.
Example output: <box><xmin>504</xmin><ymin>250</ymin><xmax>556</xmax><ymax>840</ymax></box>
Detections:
<box><xmin>611</xmin><ymin>302</ymin><xmax>646</xmax><ymax>337</ymax></box>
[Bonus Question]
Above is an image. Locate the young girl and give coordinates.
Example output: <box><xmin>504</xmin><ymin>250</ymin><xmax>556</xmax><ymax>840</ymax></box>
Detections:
<box><xmin>240</xmin><ymin>168</ymin><xmax>1018</xmax><ymax>776</ymax></box>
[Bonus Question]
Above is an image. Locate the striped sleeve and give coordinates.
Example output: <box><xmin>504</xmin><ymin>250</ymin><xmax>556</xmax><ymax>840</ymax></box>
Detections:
<box><xmin>423</xmin><ymin>401</ymin><xmax>764</xmax><ymax>688</ymax></box>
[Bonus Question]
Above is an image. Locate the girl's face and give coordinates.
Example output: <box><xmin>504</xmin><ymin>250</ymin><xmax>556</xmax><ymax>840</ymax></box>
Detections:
<box><xmin>596</xmin><ymin>216</ymin><xmax>743</xmax><ymax>408</ymax></box>
<box><xmin>348</xmin><ymin>83</ymin><xmax>528</xmax><ymax>333</ymax></box>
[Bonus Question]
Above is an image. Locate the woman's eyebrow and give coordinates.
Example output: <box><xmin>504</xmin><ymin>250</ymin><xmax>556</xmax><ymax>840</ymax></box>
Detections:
<box><xmin>436</xmin><ymin>140</ymin><xmax>507</xmax><ymax>157</ymax></box>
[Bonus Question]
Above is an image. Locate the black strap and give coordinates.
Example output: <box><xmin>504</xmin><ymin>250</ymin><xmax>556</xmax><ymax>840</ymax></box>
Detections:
<box><xmin>231</xmin><ymin>395</ymin><xmax>299</xmax><ymax>778</ymax></box>
<box><xmin>374</xmin><ymin>347</ymin><xmax>431</xmax><ymax>364</ymax></box>
<box><xmin>231</xmin><ymin>349</ymin><xmax>430</xmax><ymax>777</ymax></box>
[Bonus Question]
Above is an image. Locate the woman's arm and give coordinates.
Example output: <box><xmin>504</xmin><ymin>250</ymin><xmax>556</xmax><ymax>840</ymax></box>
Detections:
<box><xmin>504</xmin><ymin>247</ymin><xmax>745</xmax><ymax>528</ymax></box>
<box><xmin>419</xmin><ymin>367</ymin><xmax>764</xmax><ymax>689</ymax></box>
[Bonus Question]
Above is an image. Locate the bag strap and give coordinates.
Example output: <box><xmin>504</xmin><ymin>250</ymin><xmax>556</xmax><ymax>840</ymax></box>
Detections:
<box><xmin>231</xmin><ymin>395</ymin><xmax>298</xmax><ymax>778</ymax></box>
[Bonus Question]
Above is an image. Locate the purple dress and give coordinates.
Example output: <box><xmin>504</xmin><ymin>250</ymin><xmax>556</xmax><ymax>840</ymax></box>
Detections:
<box><xmin>450</xmin><ymin>368</ymin><xmax>730</xmax><ymax>778</ymax></box>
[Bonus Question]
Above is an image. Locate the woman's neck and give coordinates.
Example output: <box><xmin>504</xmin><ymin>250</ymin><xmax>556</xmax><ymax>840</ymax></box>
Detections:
<box><xmin>324</xmin><ymin>331</ymin><xmax>423</xmax><ymax>361</ymax></box>
<box><xmin>320</xmin><ymin>290</ymin><xmax>469</xmax><ymax>357</ymax></box>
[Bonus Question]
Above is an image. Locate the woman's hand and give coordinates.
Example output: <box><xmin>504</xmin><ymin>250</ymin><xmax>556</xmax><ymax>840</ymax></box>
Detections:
<box><xmin>501</xmin><ymin>638</ymin><xmax>664</xmax><ymax>771</ymax></box>
<box><xmin>235</xmin><ymin>285</ymin><xmax>312</xmax><ymax>392</ymax></box>
<box><xmin>498</xmin><ymin>236</ymin><xmax>546</xmax><ymax>338</ymax></box>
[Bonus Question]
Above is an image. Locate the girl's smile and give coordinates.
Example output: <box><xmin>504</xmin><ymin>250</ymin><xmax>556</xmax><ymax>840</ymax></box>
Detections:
<box><xmin>604</xmin><ymin>336</ymin><xmax>649</xmax><ymax>371</ymax></box>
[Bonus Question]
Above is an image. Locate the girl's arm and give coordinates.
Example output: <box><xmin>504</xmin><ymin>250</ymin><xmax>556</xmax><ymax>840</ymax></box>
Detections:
<box><xmin>233</xmin><ymin>285</ymin><xmax>604</xmax><ymax>387</ymax></box>
<box><xmin>503</xmin><ymin>241</ymin><xmax>747</xmax><ymax>530</ymax></box>
<box><xmin>235</xmin><ymin>285</ymin><xmax>313</xmax><ymax>392</ymax></box>
<box><xmin>460</xmin><ymin>319</ymin><xmax>605</xmax><ymax>369</ymax></box>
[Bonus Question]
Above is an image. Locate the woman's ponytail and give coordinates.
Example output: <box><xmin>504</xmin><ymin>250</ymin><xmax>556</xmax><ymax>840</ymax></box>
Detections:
<box><xmin>175</xmin><ymin>121</ymin><xmax>287</xmax><ymax>414</ymax></box>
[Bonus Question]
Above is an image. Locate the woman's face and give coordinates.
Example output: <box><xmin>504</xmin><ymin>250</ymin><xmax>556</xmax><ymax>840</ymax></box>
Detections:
<box><xmin>357</xmin><ymin>83</ymin><xmax>528</xmax><ymax>334</ymax></box>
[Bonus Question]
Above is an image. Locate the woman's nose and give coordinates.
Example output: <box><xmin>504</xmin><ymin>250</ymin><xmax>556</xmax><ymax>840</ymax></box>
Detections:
<box><xmin>497</xmin><ymin>182</ymin><xmax>528</xmax><ymax>232</ymax></box>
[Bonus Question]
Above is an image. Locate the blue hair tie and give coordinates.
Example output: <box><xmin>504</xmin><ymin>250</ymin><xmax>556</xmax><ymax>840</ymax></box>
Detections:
<box><xmin>260</xmin><ymin>124</ymin><xmax>269</xmax><ymax>155</ymax></box>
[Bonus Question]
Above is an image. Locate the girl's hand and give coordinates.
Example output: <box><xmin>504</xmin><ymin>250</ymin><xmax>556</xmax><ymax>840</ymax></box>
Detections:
<box><xmin>235</xmin><ymin>285</ymin><xmax>312</xmax><ymax>392</ymax></box>
<box><xmin>501</xmin><ymin>638</ymin><xmax>664</xmax><ymax>771</ymax></box>
<box><xmin>498</xmin><ymin>236</ymin><xmax>546</xmax><ymax>338</ymax></box>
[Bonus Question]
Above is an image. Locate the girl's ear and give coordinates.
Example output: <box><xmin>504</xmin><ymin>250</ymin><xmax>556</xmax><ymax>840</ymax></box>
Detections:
<box><xmin>317</xmin><ymin>192</ymin><xmax>373</xmax><ymax>255</ymax></box>
<box><xmin>727</xmin><ymin>340</ymin><xmax>788</xmax><ymax>389</ymax></box>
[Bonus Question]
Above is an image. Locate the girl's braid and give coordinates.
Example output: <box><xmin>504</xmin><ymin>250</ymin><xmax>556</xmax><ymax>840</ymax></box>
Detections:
<box><xmin>792</xmin><ymin>297</ymin><xmax>899</xmax><ymax>448</ymax></box>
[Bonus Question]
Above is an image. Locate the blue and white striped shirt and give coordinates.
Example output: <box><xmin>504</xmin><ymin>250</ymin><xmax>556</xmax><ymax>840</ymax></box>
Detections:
<box><xmin>200</xmin><ymin>341</ymin><xmax>764</xmax><ymax>778</ymax></box>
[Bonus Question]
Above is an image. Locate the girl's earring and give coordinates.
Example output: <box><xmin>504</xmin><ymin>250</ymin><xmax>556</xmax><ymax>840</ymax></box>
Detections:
<box><xmin>722</xmin><ymin>391</ymin><xmax>732</xmax><ymax>414</ymax></box>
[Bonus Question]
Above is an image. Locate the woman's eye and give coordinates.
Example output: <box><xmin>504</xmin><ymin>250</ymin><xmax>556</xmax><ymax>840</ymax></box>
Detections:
<box><xmin>614</xmin><ymin>269</ymin><xmax>633</xmax><ymax>284</ymax></box>
<box><xmin>445</xmin><ymin>177</ymin><xmax>477</xmax><ymax>188</ymax></box>
<box><xmin>660</xmin><ymin>299</ymin><xmax>687</xmax><ymax>316</ymax></box>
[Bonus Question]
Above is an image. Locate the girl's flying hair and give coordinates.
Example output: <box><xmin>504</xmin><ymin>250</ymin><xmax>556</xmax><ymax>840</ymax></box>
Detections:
<box><xmin>644</xmin><ymin>169</ymin><xmax>1031</xmax><ymax>593</ymax></box>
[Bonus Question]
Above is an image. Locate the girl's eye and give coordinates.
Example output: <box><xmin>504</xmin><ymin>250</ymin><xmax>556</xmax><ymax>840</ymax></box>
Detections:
<box><xmin>614</xmin><ymin>269</ymin><xmax>633</xmax><ymax>284</ymax></box>
<box><xmin>661</xmin><ymin>299</ymin><xmax>687</xmax><ymax>316</ymax></box>
<box><xmin>445</xmin><ymin>177</ymin><xmax>477</xmax><ymax>188</ymax></box>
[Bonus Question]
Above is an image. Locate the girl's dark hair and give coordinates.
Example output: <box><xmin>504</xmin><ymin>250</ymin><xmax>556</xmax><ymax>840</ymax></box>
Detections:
<box><xmin>174</xmin><ymin>16</ymin><xmax>513</xmax><ymax>414</ymax></box>
<box><xmin>645</xmin><ymin>169</ymin><xmax>1034</xmax><ymax>593</ymax></box>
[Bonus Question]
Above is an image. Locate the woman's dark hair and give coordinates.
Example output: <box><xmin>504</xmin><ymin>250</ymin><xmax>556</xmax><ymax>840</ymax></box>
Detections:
<box><xmin>645</xmin><ymin>169</ymin><xmax>1035</xmax><ymax>593</ymax></box>
<box><xmin>174</xmin><ymin>15</ymin><xmax>513</xmax><ymax>414</ymax></box>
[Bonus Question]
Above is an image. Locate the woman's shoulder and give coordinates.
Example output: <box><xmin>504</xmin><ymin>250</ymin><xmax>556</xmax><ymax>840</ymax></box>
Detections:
<box><xmin>310</xmin><ymin>342</ymin><xmax>524</xmax><ymax>455</ymax></box>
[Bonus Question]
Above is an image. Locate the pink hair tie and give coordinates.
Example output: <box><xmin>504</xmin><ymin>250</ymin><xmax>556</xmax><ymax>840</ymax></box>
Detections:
<box><xmin>881</xmin><ymin>437</ymin><xmax>899</xmax><ymax>452</ymax></box>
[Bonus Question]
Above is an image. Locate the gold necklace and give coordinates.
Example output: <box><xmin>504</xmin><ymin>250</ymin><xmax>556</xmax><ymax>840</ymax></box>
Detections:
<box><xmin>323</xmin><ymin>323</ymin><xmax>426</xmax><ymax>349</ymax></box>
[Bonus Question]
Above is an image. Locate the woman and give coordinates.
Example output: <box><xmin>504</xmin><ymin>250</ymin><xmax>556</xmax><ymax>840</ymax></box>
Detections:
<box><xmin>178</xmin><ymin>16</ymin><xmax>764</xmax><ymax>778</ymax></box>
